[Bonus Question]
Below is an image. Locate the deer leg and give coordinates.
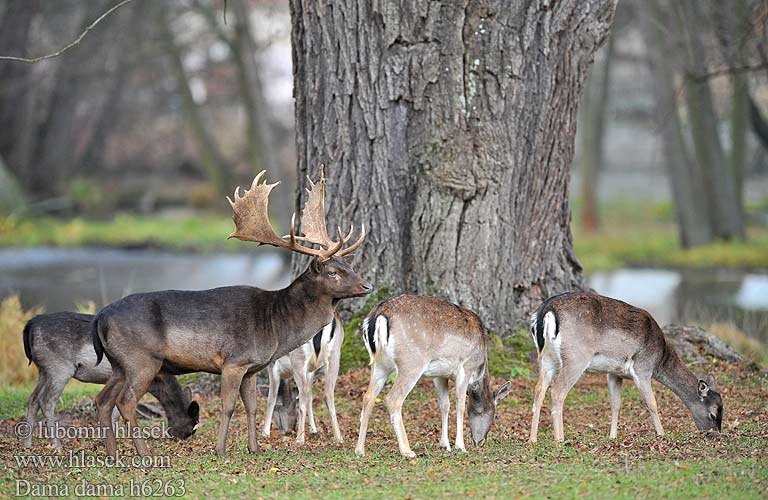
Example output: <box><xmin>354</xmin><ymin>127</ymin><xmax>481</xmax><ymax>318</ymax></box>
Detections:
<box><xmin>307</xmin><ymin>371</ymin><xmax>317</xmax><ymax>434</ymax></box>
<box><xmin>454</xmin><ymin>368</ymin><xmax>471</xmax><ymax>453</ymax></box>
<box><xmin>39</xmin><ymin>372</ymin><xmax>69</xmax><ymax>449</ymax></box>
<box><xmin>24</xmin><ymin>374</ymin><xmax>45</xmax><ymax>447</ymax></box>
<box><xmin>239</xmin><ymin>371</ymin><xmax>261</xmax><ymax>454</ymax></box>
<box><xmin>96</xmin><ymin>372</ymin><xmax>125</xmax><ymax>457</ymax></box>
<box><xmin>294</xmin><ymin>369</ymin><xmax>311</xmax><ymax>445</ymax></box>
<box><xmin>530</xmin><ymin>357</ymin><xmax>557</xmax><ymax>443</ymax></box>
<box><xmin>550</xmin><ymin>358</ymin><xmax>589</xmax><ymax>442</ymax></box>
<box><xmin>607</xmin><ymin>374</ymin><xmax>623</xmax><ymax>439</ymax></box>
<box><xmin>116</xmin><ymin>359</ymin><xmax>162</xmax><ymax>457</ymax></box>
<box><xmin>633</xmin><ymin>375</ymin><xmax>664</xmax><ymax>436</ymax></box>
<box><xmin>385</xmin><ymin>367</ymin><xmax>424</xmax><ymax>458</ymax></box>
<box><xmin>324</xmin><ymin>349</ymin><xmax>343</xmax><ymax>443</ymax></box>
<box><xmin>261</xmin><ymin>367</ymin><xmax>281</xmax><ymax>438</ymax></box>
<box><xmin>355</xmin><ymin>364</ymin><xmax>390</xmax><ymax>456</ymax></box>
<box><xmin>433</xmin><ymin>377</ymin><xmax>451</xmax><ymax>451</ymax></box>
<box><xmin>215</xmin><ymin>364</ymin><xmax>248</xmax><ymax>456</ymax></box>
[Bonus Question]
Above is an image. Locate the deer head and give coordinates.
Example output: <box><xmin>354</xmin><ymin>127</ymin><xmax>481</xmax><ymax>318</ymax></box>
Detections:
<box><xmin>227</xmin><ymin>168</ymin><xmax>371</xmax><ymax>299</ymax></box>
<box><xmin>690</xmin><ymin>374</ymin><xmax>723</xmax><ymax>432</ymax></box>
<box><xmin>468</xmin><ymin>377</ymin><xmax>512</xmax><ymax>446</ymax></box>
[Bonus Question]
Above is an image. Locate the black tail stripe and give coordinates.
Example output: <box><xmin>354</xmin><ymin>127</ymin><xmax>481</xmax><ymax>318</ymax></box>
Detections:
<box><xmin>312</xmin><ymin>329</ymin><xmax>323</xmax><ymax>357</ymax></box>
<box><xmin>23</xmin><ymin>321</ymin><xmax>33</xmax><ymax>365</ymax></box>
<box><xmin>364</xmin><ymin>317</ymin><xmax>376</xmax><ymax>354</ymax></box>
<box><xmin>92</xmin><ymin>315</ymin><xmax>105</xmax><ymax>365</ymax></box>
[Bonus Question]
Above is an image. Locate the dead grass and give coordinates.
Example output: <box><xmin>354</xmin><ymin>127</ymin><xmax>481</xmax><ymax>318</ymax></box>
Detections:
<box><xmin>0</xmin><ymin>295</ymin><xmax>42</xmax><ymax>386</ymax></box>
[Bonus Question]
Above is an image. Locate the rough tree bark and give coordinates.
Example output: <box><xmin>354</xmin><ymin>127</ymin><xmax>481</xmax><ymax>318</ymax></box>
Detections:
<box><xmin>289</xmin><ymin>0</ymin><xmax>617</xmax><ymax>335</ymax></box>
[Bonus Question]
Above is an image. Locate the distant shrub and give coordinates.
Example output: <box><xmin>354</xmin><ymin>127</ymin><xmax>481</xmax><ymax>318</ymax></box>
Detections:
<box><xmin>0</xmin><ymin>295</ymin><xmax>43</xmax><ymax>386</ymax></box>
<box><xmin>68</xmin><ymin>177</ymin><xmax>105</xmax><ymax>214</ymax></box>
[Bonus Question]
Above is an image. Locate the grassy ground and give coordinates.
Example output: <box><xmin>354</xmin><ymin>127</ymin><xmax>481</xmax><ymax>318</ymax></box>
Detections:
<box><xmin>1</xmin><ymin>363</ymin><xmax>765</xmax><ymax>499</ymax></box>
<box><xmin>2</xmin><ymin>200</ymin><xmax>768</xmax><ymax>272</ymax></box>
<box><xmin>571</xmin><ymin>200</ymin><xmax>768</xmax><ymax>272</ymax></box>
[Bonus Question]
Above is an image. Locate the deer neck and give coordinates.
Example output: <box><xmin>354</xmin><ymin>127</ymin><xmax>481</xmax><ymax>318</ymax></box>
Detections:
<box><xmin>653</xmin><ymin>342</ymin><xmax>700</xmax><ymax>410</ymax></box>
<box><xmin>467</xmin><ymin>364</ymin><xmax>493</xmax><ymax>412</ymax></box>
<box><xmin>268</xmin><ymin>274</ymin><xmax>335</xmax><ymax>360</ymax></box>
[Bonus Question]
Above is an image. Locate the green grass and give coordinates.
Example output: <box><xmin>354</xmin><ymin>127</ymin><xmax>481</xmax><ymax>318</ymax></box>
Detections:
<box><xmin>0</xmin><ymin>213</ymin><xmax>239</xmax><ymax>251</ymax></box>
<box><xmin>3</xmin><ymin>439</ymin><xmax>764</xmax><ymax>499</ymax></box>
<box><xmin>571</xmin><ymin>199</ymin><xmax>768</xmax><ymax>273</ymax></box>
<box><xmin>0</xmin><ymin>381</ymin><xmax>101</xmax><ymax>420</ymax></box>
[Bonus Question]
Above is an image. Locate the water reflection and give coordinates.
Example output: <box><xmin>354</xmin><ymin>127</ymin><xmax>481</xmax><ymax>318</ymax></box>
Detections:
<box><xmin>0</xmin><ymin>247</ymin><xmax>290</xmax><ymax>312</ymax></box>
<box><xmin>589</xmin><ymin>268</ymin><xmax>768</xmax><ymax>342</ymax></box>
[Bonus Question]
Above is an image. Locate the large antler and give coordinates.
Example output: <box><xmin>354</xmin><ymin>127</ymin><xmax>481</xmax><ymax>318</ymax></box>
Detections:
<box><xmin>227</xmin><ymin>169</ymin><xmax>365</xmax><ymax>261</ymax></box>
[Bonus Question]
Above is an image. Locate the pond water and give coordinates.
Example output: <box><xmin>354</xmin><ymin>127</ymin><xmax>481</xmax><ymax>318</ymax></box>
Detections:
<box><xmin>0</xmin><ymin>247</ymin><xmax>290</xmax><ymax>313</ymax></box>
<box><xmin>589</xmin><ymin>268</ymin><xmax>768</xmax><ymax>342</ymax></box>
<box><xmin>1</xmin><ymin>248</ymin><xmax>766</xmax><ymax>342</ymax></box>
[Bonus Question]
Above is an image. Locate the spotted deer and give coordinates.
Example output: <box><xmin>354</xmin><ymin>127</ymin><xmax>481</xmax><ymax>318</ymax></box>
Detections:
<box><xmin>23</xmin><ymin>312</ymin><xmax>199</xmax><ymax>448</ymax></box>
<box><xmin>355</xmin><ymin>295</ymin><xmax>512</xmax><ymax>457</ymax></box>
<box><xmin>93</xmin><ymin>169</ymin><xmax>370</xmax><ymax>456</ymax></box>
<box><xmin>262</xmin><ymin>313</ymin><xmax>344</xmax><ymax>444</ymax></box>
<box><xmin>528</xmin><ymin>292</ymin><xmax>724</xmax><ymax>443</ymax></box>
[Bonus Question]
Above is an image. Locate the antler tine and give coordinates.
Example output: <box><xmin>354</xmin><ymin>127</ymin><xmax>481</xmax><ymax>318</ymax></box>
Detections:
<box><xmin>337</xmin><ymin>223</ymin><xmax>366</xmax><ymax>257</ymax></box>
<box><xmin>227</xmin><ymin>170</ymin><xmax>330</xmax><ymax>259</ymax></box>
<box><xmin>298</xmin><ymin>166</ymin><xmax>337</xmax><ymax>249</ymax></box>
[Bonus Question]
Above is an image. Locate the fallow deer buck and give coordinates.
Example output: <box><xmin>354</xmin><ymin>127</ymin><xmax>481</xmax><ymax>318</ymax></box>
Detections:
<box><xmin>262</xmin><ymin>313</ymin><xmax>344</xmax><ymax>444</ymax></box>
<box><xmin>528</xmin><ymin>292</ymin><xmax>724</xmax><ymax>443</ymax></box>
<box><xmin>355</xmin><ymin>295</ymin><xmax>512</xmax><ymax>457</ymax></box>
<box><xmin>93</xmin><ymin>169</ymin><xmax>370</xmax><ymax>456</ymax></box>
<box><xmin>23</xmin><ymin>312</ymin><xmax>199</xmax><ymax>448</ymax></box>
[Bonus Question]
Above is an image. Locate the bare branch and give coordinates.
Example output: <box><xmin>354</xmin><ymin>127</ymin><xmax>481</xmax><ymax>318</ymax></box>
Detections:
<box><xmin>0</xmin><ymin>0</ymin><xmax>137</xmax><ymax>63</ymax></box>
<box><xmin>687</xmin><ymin>61</ymin><xmax>768</xmax><ymax>82</ymax></box>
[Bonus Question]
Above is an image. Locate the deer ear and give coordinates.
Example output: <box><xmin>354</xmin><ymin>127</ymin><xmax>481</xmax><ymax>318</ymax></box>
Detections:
<box><xmin>494</xmin><ymin>381</ymin><xmax>513</xmax><ymax>405</ymax></box>
<box><xmin>310</xmin><ymin>258</ymin><xmax>323</xmax><ymax>274</ymax></box>
<box><xmin>705</xmin><ymin>373</ymin><xmax>717</xmax><ymax>392</ymax></box>
<box><xmin>184</xmin><ymin>387</ymin><xmax>193</xmax><ymax>401</ymax></box>
<box><xmin>697</xmin><ymin>379</ymin><xmax>710</xmax><ymax>398</ymax></box>
<box><xmin>188</xmin><ymin>401</ymin><xmax>200</xmax><ymax>420</ymax></box>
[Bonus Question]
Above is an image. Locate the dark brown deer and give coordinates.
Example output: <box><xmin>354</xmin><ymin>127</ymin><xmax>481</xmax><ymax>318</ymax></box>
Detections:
<box><xmin>528</xmin><ymin>292</ymin><xmax>724</xmax><ymax>443</ymax></box>
<box><xmin>23</xmin><ymin>312</ymin><xmax>199</xmax><ymax>448</ymax></box>
<box><xmin>93</xmin><ymin>169</ymin><xmax>370</xmax><ymax>456</ymax></box>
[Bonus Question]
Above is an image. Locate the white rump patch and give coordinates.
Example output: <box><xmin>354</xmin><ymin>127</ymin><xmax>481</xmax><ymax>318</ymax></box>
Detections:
<box><xmin>543</xmin><ymin>311</ymin><xmax>557</xmax><ymax>344</ymax></box>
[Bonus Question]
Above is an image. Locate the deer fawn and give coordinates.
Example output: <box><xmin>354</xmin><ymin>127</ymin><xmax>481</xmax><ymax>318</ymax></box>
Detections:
<box><xmin>262</xmin><ymin>313</ymin><xmax>344</xmax><ymax>444</ymax></box>
<box><xmin>528</xmin><ymin>292</ymin><xmax>723</xmax><ymax>443</ymax></box>
<box><xmin>93</xmin><ymin>169</ymin><xmax>370</xmax><ymax>456</ymax></box>
<box><xmin>22</xmin><ymin>312</ymin><xmax>199</xmax><ymax>448</ymax></box>
<box><xmin>355</xmin><ymin>295</ymin><xmax>511</xmax><ymax>457</ymax></box>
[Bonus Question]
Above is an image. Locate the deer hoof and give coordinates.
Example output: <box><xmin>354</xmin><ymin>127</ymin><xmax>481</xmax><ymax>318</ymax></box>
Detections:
<box><xmin>401</xmin><ymin>450</ymin><xmax>417</xmax><ymax>458</ymax></box>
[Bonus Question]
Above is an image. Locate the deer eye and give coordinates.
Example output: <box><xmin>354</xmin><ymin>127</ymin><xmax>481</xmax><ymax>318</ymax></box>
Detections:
<box><xmin>327</xmin><ymin>270</ymin><xmax>337</xmax><ymax>277</ymax></box>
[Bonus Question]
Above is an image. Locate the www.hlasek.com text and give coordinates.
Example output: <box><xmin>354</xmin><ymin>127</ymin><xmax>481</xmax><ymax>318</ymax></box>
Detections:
<box><xmin>15</xmin><ymin>449</ymin><xmax>173</xmax><ymax>469</ymax></box>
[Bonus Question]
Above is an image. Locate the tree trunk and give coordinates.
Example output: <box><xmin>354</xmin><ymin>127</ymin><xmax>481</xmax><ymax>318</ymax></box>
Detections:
<box><xmin>679</xmin><ymin>0</ymin><xmax>744</xmax><ymax>240</ymax></box>
<box><xmin>289</xmin><ymin>0</ymin><xmax>617</xmax><ymax>335</ymax></box>
<box><xmin>157</xmin><ymin>7</ymin><xmax>230</xmax><ymax>194</ymax></box>
<box><xmin>0</xmin><ymin>0</ymin><xmax>38</xmax><ymax>173</ymax></box>
<box><xmin>578</xmin><ymin>30</ymin><xmax>615</xmax><ymax>232</ymax></box>
<box><xmin>228</xmin><ymin>0</ymin><xmax>290</xmax><ymax>225</ymax></box>
<box><xmin>644</xmin><ymin>0</ymin><xmax>713</xmax><ymax>248</ymax></box>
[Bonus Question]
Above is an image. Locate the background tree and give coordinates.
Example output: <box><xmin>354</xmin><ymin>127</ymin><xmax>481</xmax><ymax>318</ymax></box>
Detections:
<box><xmin>289</xmin><ymin>0</ymin><xmax>618</xmax><ymax>335</ymax></box>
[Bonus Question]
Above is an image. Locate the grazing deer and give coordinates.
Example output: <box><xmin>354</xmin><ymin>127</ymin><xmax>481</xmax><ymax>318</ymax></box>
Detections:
<box><xmin>22</xmin><ymin>312</ymin><xmax>199</xmax><ymax>448</ymax></box>
<box><xmin>355</xmin><ymin>295</ymin><xmax>512</xmax><ymax>457</ymax></box>
<box><xmin>262</xmin><ymin>313</ymin><xmax>344</xmax><ymax>444</ymax></box>
<box><xmin>528</xmin><ymin>292</ymin><xmax>724</xmax><ymax>443</ymax></box>
<box><xmin>93</xmin><ymin>169</ymin><xmax>370</xmax><ymax>456</ymax></box>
